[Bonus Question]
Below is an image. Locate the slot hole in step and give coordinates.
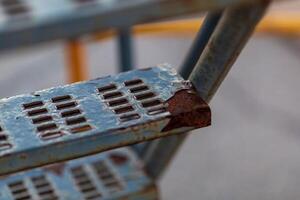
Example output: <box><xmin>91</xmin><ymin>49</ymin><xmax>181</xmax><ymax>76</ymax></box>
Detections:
<box><xmin>61</xmin><ymin>109</ymin><xmax>81</xmax><ymax>118</ymax></box>
<box><xmin>103</xmin><ymin>92</ymin><xmax>123</xmax><ymax>99</ymax></box>
<box><xmin>142</xmin><ymin>99</ymin><xmax>162</xmax><ymax>108</ymax></box>
<box><xmin>52</xmin><ymin>95</ymin><xmax>72</xmax><ymax>103</ymax></box>
<box><xmin>129</xmin><ymin>85</ymin><xmax>149</xmax><ymax>93</ymax></box>
<box><xmin>135</xmin><ymin>92</ymin><xmax>155</xmax><ymax>100</ymax></box>
<box><xmin>56</xmin><ymin>101</ymin><xmax>77</xmax><ymax>110</ymax></box>
<box><xmin>105</xmin><ymin>181</ymin><xmax>122</xmax><ymax>188</ymax></box>
<box><xmin>35</xmin><ymin>182</ymin><xmax>51</xmax><ymax>189</ymax></box>
<box><xmin>124</xmin><ymin>79</ymin><xmax>143</xmax><ymax>86</ymax></box>
<box><xmin>32</xmin><ymin>115</ymin><xmax>53</xmax><ymax>124</ymax></box>
<box><xmin>0</xmin><ymin>134</ymin><xmax>8</xmax><ymax>141</ymax></box>
<box><xmin>120</xmin><ymin>113</ymin><xmax>140</xmax><ymax>122</ymax></box>
<box><xmin>37</xmin><ymin>123</ymin><xmax>58</xmax><ymax>132</ymax></box>
<box><xmin>40</xmin><ymin>131</ymin><xmax>64</xmax><ymax>140</ymax></box>
<box><xmin>98</xmin><ymin>84</ymin><xmax>117</xmax><ymax>93</ymax></box>
<box><xmin>38</xmin><ymin>189</ymin><xmax>55</xmax><ymax>196</ymax></box>
<box><xmin>81</xmin><ymin>186</ymin><xmax>97</xmax><ymax>193</ymax></box>
<box><xmin>66</xmin><ymin>116</ymin><xmax>87</xmax><ymax>125</ymax></box>
<box><xmin>23</xmin><ymin>101</ymin><xmax>44</xmax><ymax>110</ymax></box>
<box><xmin>34</xmin><ymin>182</ymin><xmax>49</xmax><ymax>189</ymax></box>
<box><xmin>31</xmin><ymin>176</ymin><xmax>47</xmax><ymax>184</ymax></box>
<box><xmin>107</xmin><ymin>98</ymin><xmax>128</xmax><ymax>107</ymax></box>
<box><xmin>27</xmin><ymin>108</ymin><xmax>48</xmax><ymax>116</ymax></box>
<box><xmin>114</xmin><ymin>105</ymin><xmax>134</xmax><ymax>114</ymax></box>
<box><xmin>70</xmin><ymin>124</ymin><xmax>92</xmax><ymax>134</ymax></box>
<box><xmin>147</xmin><ymin>107</ymin><xmax>168</xmax><ymax>115</ymax></box>
<box><xmin>8</xmin><ymin>181</ymin><xmax>23</xmax><ymax>188</ymax></box>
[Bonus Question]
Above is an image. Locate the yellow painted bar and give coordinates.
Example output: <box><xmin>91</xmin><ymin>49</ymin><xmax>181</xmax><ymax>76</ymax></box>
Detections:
<box><xmin>92</xmin><ymin>12</ymin><xmax>300</xmax><ymax>41</ymax></box>
<box><xmin>65</xmin><ymin>40</ymin><xmax>88</xmax><ymax>83</ymax></box>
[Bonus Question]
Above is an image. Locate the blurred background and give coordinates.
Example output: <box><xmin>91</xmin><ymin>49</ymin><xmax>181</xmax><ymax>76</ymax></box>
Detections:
<box><xmin>0</xmin><ymin>1</ymin><xmax>300</xmax><ymax>199</ymax></box>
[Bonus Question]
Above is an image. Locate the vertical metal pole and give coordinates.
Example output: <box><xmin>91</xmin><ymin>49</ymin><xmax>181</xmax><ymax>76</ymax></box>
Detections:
<box><xmin>143</xmin><ymin>2</ymin><xmax>270</xmax><ymax>179</ymax></box>
<box><xmin>180</xmin><ymin>12</ymin><xmax>222</xmax><ymax>79</ymax></box>
<box><xmin>118</xmin><ymin>27</ymin><xmax>134</xmax><ymax>72</ymax></box>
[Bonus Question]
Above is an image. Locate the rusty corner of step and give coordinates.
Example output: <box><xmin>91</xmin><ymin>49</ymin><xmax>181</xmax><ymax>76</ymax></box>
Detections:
<box><xmin>162</xmin><ymin>88</ymin><xmax>211</xmax><ymax>132</ymax></box>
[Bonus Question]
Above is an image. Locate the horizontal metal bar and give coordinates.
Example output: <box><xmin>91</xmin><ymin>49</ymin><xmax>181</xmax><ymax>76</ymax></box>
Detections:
<box><xmin>143</xmin><ymin>2</ymin><xmax>270</xmax><ymax>179</ymax></box>
<box><xmin>0</xmin><ymin>148</ymin><xmax>158</xmax><ymax>200</ymax></box>
<box><xmin>0</xmin><ymin>65</ymin><xmax>210</xmax><ymax>176</ymax></box>
<box><xmin>0</xmin><ymin>0</ymin><xmax>263</xmax><ymax>51</ymax></box>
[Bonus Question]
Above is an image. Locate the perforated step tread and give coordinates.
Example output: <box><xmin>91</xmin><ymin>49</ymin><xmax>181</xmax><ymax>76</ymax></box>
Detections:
<box><xmin>0</xmin><ymin>148</ymin><xmax>158</xmax><ymax>200</ymax></box>
<box><xmin>0</xmin><ymin>65</ymin><xmax>210</xmax><ymax>175</ymax></box>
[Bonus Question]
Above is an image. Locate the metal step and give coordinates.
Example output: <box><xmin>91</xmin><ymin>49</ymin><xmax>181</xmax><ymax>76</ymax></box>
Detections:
<box><xmin>0</xmin><ymin>148</ymin><xmax>158</xmax><ymax>200</ymax></box>
<box><xmin>0</xmin><ymin>0</ymin><xmax>257</xmax><ymax>51</ymax></box>
<box><xmin>0</xmin><ymin>65</ymin><xmax>211</xmax><ymax>176</ymax></box>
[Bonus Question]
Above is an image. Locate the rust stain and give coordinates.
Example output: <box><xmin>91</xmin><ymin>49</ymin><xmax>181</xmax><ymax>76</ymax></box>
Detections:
<box><xmin>162</xmin><ymin>89</ymin><xmax>211</xmax><ymax>132</ymax></box>
<box><xmin>43</xmin><ymin>163</ymin><xmax>66</xmax><ymax>176</ymax></box>
<box><xmin>109</xmin><ymin>152</ymin><xmax>128</xmax><ymax>166</ymax></box>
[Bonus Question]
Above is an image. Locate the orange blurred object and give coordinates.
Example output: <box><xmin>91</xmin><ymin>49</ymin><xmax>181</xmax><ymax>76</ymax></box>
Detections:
<box><xmin>65</xmin><ymin>40</ymin><xmax>88</xmax><ymax>83</ymax></box>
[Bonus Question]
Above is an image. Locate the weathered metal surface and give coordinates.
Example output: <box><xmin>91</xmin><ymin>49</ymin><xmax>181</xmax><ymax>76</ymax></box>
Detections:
<box><xmin>190</xmin><ymin>1</ymin><xmax>271</xmax><ymax>102</ymax></box>
<box><xmin>137</xmin><ymin>11</ymin><xmax>220</xmax><ymax>163</ymax></box>
<box><xmin>180</xmin><ymin>12</ymin><xmax>222</xmax><ymax>79</ymax></box>
<box><xmin>0</xmin><ymin>148</ymin><xmax>159</xmax><ymax>200</ymax></box>
<box><xmin>0</xmin><ymin>65</ymin><xmax>210</xmax><ymax>176</ymax></box>
<box><xmin>143</xmin><ymin>2</ymin><xmax>270</xmax><ymax>179</ymax></box>
<box><xmin>0</xmin><ymin>0</ymin><xmax>266</xmax><ymax>51</ymax></box>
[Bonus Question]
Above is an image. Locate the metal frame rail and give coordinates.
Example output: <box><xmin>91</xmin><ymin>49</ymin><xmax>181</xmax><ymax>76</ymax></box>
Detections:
<box><xmin>0</xmin><ymin>0</ymin><xmax>273</xmax><ymax>199</ymax></box>
<box><xmin>0</xmin><ymin>0</ymin><xmax>265</xmax><ymax>51</ymax></box>
<box><xmin>141</xmin><ymin>2</ymin><xmax>270</xmax><ymax>178</ymax></box>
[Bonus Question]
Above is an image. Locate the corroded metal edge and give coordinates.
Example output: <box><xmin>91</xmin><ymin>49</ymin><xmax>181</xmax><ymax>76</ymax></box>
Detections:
<box><xmin>0</xmin><ymin>65</ymin><xmax>211</xmax><ymax>176</ymax></box>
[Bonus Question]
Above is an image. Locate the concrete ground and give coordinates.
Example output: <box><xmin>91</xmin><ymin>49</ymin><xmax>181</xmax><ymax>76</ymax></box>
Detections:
<box><xmin>0</xmin><ymin>34</ymin><xmax>300</xmax><ymax>200</ymax></box>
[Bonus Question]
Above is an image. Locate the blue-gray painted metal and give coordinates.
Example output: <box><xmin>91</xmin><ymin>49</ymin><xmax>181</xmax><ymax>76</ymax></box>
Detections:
<box><xmin>190</xmin><ymin>2</ymin><xmax>270</xmax><ymax>102</ymax></box>
<box><xmin>180</xmin><ymin>12</ymin><xmax>222</xmax><ymax>79</ymax></box>
<box><xmin>143</xmin><ymin>2</ymin><xmax>270</xmax><ymax>179</ymax></box>
<box><xmin>0</xmin><ymin>148</ymin><xmax>158</xmax><ymax>200</ymax></box>
<box><xmin>0</xmin><ymin>65</ymin><xmax>210</xmax><ymax>176</ymax></box>
<box><xmin>138</xmin><ymin>11</ymin><xmax>221</xmax><ymax>164</ymax></box>
<box><xmin>118</xmin><ymin>27</ymin><xmax>134</xmax><ymax>72</ymax></box>
<box><xmin>116</xmin><ymin>27</ymin><xmax>147</xmax><ymax>163</ymax></box>
<box><xmin>0</xmin><ymin>0</ymin><xmax>263</xmax><ymax>51</ymax></box>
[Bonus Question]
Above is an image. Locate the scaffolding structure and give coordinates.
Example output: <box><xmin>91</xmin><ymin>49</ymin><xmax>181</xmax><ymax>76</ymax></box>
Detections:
<box><xmin>0</xmin><ymin>0</ymin><xmax>274</xmax><ymax>199</ymax></box>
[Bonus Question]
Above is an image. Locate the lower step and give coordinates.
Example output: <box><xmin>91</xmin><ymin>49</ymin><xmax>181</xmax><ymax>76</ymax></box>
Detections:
<box><xmin>0</xmin><ymin>148</ymin><xmax>158</xmax><ymax>200</ymax></box>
